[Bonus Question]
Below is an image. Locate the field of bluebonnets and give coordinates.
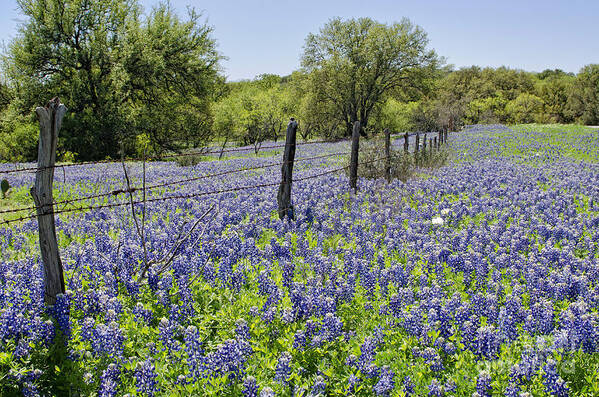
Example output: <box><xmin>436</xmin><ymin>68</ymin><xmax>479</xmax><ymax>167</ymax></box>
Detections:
<box><xmin>1</xmin><ymin>124</ymin><xmax>599</xmax><ymax>396</ymax></box>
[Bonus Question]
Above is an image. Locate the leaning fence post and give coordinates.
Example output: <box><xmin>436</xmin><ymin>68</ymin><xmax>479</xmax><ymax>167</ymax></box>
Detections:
<box><xmin>403</xmin><ymin>132</ymin><xmax>409</xmax><ymax>153</ymax></box>
<box><xmin>349</xmin><ymin>121</ymin><xmax>360</xmax><ymax>192</ymax></box>
<box><xmin>277</xmin><ymin>118</ymin><xmax>298</xmax><ymax>220</ymax></box>
<box><xmin>31</xmin><ymin>97</ymin><xmax>67</xmax><ymax>305</ymax></box>
<box><xmin>384</xmin><ymin>128</ymin><xmax>391</xmax><ymax>183</ymax></box>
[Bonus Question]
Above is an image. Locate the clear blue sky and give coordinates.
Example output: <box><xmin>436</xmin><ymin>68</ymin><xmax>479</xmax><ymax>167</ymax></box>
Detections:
<box><xmin>1</xmin><ymin>0</ymin><xmax>598</xmax><ymax>81</ymax></box>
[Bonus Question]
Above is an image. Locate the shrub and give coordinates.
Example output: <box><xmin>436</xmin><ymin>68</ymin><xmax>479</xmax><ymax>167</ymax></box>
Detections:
<box><xmin>349</xmin><ymin>136</ymin><xmax>449</xmax><ymax>183</ymax></box>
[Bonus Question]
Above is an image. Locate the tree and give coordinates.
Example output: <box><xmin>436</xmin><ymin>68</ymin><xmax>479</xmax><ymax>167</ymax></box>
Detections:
<box><xmin>534</xmin><ymin>73</ymin><xmax>574</xmax><ymax>123</ymax></box>
<box><xmin>567</xmin><ymin>64</ymin><xmax>599</xmax><ymax>125</ymax></box>
<box><xmin>2</xmin><ymin>0</ymin><xmax>221</xmax><ymax>160</ymax></box>
<box><xmin>212</xmin><ymin>76</ymin><xmax>292</xmax><ymax>154</ymax></box>
<box><xmin>505</xmin><ymin>93</ymin><xmax>544</xmax><ymax>124</ymax></box>
<box><xmin>301</xmin><ymin>17</ymin><xmax>439</xmax><ymax>137</ymax></box>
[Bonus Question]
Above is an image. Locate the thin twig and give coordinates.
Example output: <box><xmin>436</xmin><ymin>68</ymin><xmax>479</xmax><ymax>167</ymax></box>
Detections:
<box><xmin>121</xmin><ymin>147</ymin><xmax>148</xmax><ymax>274</ymax></box>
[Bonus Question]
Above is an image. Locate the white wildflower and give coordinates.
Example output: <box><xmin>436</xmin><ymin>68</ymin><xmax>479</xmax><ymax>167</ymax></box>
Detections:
<box><xmin>432</xmin><ymin>216</ymin><xmax>444</xmax><ymax>225</ymax></box>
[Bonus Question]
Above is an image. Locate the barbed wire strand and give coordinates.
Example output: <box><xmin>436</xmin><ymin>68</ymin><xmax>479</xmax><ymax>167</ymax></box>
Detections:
<box><xmin>0</xmin><ymin>151</ymin><xmax>347</xmax><ymax>216</ymax></box>
<box><xmin>0</xmin><ymin>131</ymin><xmax>429</xmax><ymax>176</ymax></box>
<box><xmin>0</xmin><ymin>138</ymin><xmax>352</xmax><ymax>176</ymax></box>
<box><xmin>0</xmin><ymin>155</ymin><xmax>389</xmax><ymax>226</ymax></box>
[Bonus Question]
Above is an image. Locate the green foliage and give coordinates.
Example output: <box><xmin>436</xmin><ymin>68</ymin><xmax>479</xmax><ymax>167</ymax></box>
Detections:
<box><xmin>566</xmin><ymin>64</ymin><xmax>599</xmax><ymax>125</ymax></box>
<box><xmin>1</xmin><ymin>179</ymin><xmax>9</xmax><ymax>198</ymax></box>
<box><xmin>3</xmin><ymin>0</ymin><xmax>221</xmax><ymax>160</ymax></box>
<box><xmin>301</xmin><ymin>17</ymin><xmax>440</xmax><ymax>136</ymax></box>
<box><xmin>535</xmin><ymin>73</ymin><xmax>575</xmax><ymax>123</ymax></box>
<box><xmin>506</xmin><ymin>93</ymin><xmax>545</xmax><ymax>123</ymax></box>
<box><xmin>212</xmin><ymin>75</ymin><xmax>294</xmax><ymax>151</ymax></box>
<box><xmin>374</xmin><ymin>98</ymin><xmax>418</xmax><ymax>133</ymax></box>
<box><xmin>61</xmin><ymin>151</ymin><xmax>77</xmax><ymax>163</ymax></box>
<box><xmin>0</xmin><ymin>102</ymin><xmax>39</xmax><ymax>162</ymax></box>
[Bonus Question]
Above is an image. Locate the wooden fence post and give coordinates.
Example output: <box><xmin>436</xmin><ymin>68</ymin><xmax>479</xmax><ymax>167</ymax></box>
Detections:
<box><xmin>277</xmin><ymin>118</ymin><xmax>298</xmax><ymax>220</ymax></box>
<box><xmin>434</xmin><ymin>136</ymin><xmax>438</xmax><ymax>149</ymax></box>
<box><xmin>423</xmin><ymin>133</ymin><xmax>427</xmax><ymax>154</ymax></box>
<box><xmin>31</xmin><ymin>98</ymin><xmax>67</xmax><ymax>305</ymax></box>
<box><xmin>429</xmin><ymin>138</ymin><xmax>433</xmax><ymax>156</ymax></box>
<box><xmin>414</xmin><ymin>132</ymin><xmax>420</xmax><ymax>162</ymax></box>
<box><xmin>349</xmin><ymin>121</ymin><xmax>360</xmax><ymax>192</ymax></box>
<box><xmin>403</xmin><ymin>133</ymin><xmax>409</xmax><ymax>153</ymax></box>
<box><xmin>384</xmin><ymin>128</ymin><xmax>391</xmax><ymax>183</ymax></box>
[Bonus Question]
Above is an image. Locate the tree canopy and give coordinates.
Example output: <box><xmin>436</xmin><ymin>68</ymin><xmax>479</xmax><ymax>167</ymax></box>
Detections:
<box><xmin>301</xmin><ymin>17</ymin><xmax>439</xmax><ymax>137</ymax></box>
<box><xmin>2</xmin><ymin>0</ymin><xmax>221</xmax><ymax>160</ymax></box>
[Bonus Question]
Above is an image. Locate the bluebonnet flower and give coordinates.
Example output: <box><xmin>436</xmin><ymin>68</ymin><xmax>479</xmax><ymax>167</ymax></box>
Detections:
<box><xmin>403</xmin><ymin>376</ymin><xmax>415</xmax><ymax>395</ymax></box>
<box><xmin>310</xmin><ymin>375</ymin><xmax>326</xmax><ymax>396</ymax></box>
<box><xmin>320</xmin><ymin>313</ymin><xmax>343</xmax><ymax>342</ymax></box>
<box><xmin>427</xmin><ymin>379</ymin><xmax>444</xmax><ymax>396</ymax></box>
<box><xmin>504</xmin><ymin>381</ymin><xmax>520</xmax><ymax>397</ymax></box>
<box><xmin>542</xmin><ymin>359</ymin><xmax>569</xmax><ymax>396</ymax></box>
<box><xmin>275</xmin><ymin>352</ymin><xmax>292</xmax><ymax>384</ymax></box>
<box><xmin>159</xmin><ymin>317</ymin><xmax>179</xmax><ymax>353</ymax></box>
<box><xmin>184</xmin><ymin>325</ymin><xmax>204</xmax><ymax>379</ymax></box>
<box><xmin>91</xmin><ymin>321</ymin><xmax>125</xmax><ymax>357</ymax></box>
<box><xmin>98</xmin><ymin>363</ymin><xmax>120</xmax><ymax>397</ymax></box>
<box><xmin>476</xmin><ymin>370</ymin><xmax>492</xmax><ymax>397</ymax></box>
<box><xmin>204</xmin><ymin>338</ymin><xmax>250</xmax><ymax>380</ymax></box>
<box><xmin>133</xmin><ymin>303</ymin><xmax>152</xmax><ymax>325</ymax></box>
<box><xmin>293</xmin><ymin>329</ymin><xmax>307</xmax><ymax>350</ymax></box>
<box><xmin>50</xmin><ymin>293</ymin><xmax>71</xmax><ymax>338</ymax></box>
<box><xmin>259</xmin><ymin>387</ymin><xmax>275</xmax><ymax>397</ymax></box>
<box><xmin>374</xmin><ymin>366</ymin><xmax>395</xmax><ymax>396</ymax></box>
<box><xmin>444</xmin><ymin>379</ymin><xmax>456</xmax><ymax>394</ymax></box>
<box><xmin>235</xmin><ymin>319</ymin><xmax>251</xmax><ymax>341</ymax></box>
<box><xmin>280</xmin><ymin>308</ymin><xmax>294</xmax><ymax>324</ymax></box>
<box><xmin>475</xmin><ymin>325</ymin><xmax>500</xmax><ymax>359</ymax></box>
<box><xmin>347</xmin><ymin>374</ymin><xmax>361</xmax><ymax>393</ymax></box>
<box><xmin>135</xmin><ymin>359</ymin><xmax>158</xmax><ymax>396</ymax></box>
<box><xmin>242</xmin><ymin>376</ymin><xmax>259</xmax><ymax>397</ymax></box>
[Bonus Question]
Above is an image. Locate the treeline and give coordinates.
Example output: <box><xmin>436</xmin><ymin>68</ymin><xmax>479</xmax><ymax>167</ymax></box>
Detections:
<box><xmin>0</xmin><ymin>0</ymin><xmax>598</xmax><ymax>162</ymax></box>
<box><xmin>212</xmin><ymin>65</ymin><xmax>599</xmax><ymax>146</ymax></box>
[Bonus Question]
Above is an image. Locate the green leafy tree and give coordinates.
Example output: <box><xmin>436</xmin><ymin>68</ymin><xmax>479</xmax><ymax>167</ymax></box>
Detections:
<box><xmin>212</xmin><ymin>75</ymin><xmax>292</xmax><ymax>153</ymax></box>
<box><xmin>505</xmin><ymin>93</ymin><xmax>544</xmax><ymax>123</ymax></box>
<box><xmin>566</xmin><ymin>64</ymin><xmax>599</xmax><ymax>125</ymax></box>
<box><xmin>534</xmin><ymin>73</ymin><xmax>574</xmax><ymax>123</ymax></box>
<box><xmin>3</xmin><ymin>0</ymin><xmax>221</xmax><ymax>160</ymax></box>
<box><xmin>465</xmin><ymin>95</ymin><xmax>508</xmax><ymax>124</ymax></box>
<box><xmin>301</xmin><ymin>17</ymin><xmax>439</xmax><ymax>137</ymax></box>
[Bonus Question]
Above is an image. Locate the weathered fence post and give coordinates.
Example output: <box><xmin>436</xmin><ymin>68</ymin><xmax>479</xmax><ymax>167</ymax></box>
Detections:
<box><xmin>349</xmin><ymin>121</ymin><xmax>360</xmax><ymax>192</ymax></box>
<box><xmin>422</xmin><ymin>133</ymin><xmax>427</xmax><ymax>156</ymax></box>
<box><xmin>277</xmin><ymin>118</ymin><xmax>298</xmax><ymax>220</ymax></box>
<box><xmin>403</xmin><ymin>133</ymin><xmax>409</xmax><ymax>153</ymax></box>
<box><xmin>384</xmin><ymin>128</ymin><xmax>391</xmax><ymax>183</ymax></box>
<box><xmin>414</xmin><ymin>132</ymin><xmax>420</xmax><ymax>162</ymax></box>
<box><xmin>434</xmin><ymin>136</ymin><xmax>438</xmax><ymax>149</ymax></box>
<box><xmin>31</xmin><ymin>98</ymin><xmax>67</xmax><ymax>305</ymax></box>
<box><xmin>429</xmin><ymin>138</ymin><xmax>433</xmax><ymax>156</ymax></box>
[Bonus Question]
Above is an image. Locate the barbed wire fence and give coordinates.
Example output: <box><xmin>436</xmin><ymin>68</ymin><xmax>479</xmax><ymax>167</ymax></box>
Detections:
<box><xmin>0</xmin><ymin>98</ymin><xmax>450</xmax><ymax>304</ymax></box>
